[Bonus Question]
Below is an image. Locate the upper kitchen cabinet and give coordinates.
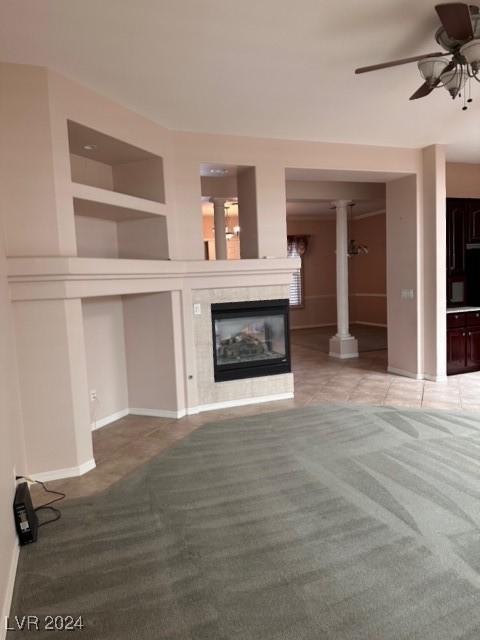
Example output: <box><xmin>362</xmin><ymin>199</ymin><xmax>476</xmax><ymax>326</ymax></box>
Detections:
<box><xmin>467</xmin><ymin>200</ymin><xmax>480</xmax><ymax>244</ymax></box>
<box><xmin>446</xmin><ymin>198</ymin><xmax>467</xmax><ymax>276</ymax></box>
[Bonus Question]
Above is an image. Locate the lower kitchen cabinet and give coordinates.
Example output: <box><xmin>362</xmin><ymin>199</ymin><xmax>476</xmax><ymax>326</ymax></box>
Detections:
<box><xmin>447</xmin><ymin>328</ymin><xmax>468</xmax><ymax>374</ymax></box>
<box><xmin>447</xmin><ymin>311</ymin><xmax>480</xmax><ymax>374</ymax></box>
<box><xmin>467</xmin><ymin>328</ymin><xmax>480</xmax><ymax>369</ymax></box>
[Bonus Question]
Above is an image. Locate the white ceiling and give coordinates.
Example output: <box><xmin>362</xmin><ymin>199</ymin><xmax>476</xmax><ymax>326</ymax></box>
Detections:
<box><xmin>1</xmin><ymin>0</ymin><xmax>480</xmax><ymax>162</ymax></box>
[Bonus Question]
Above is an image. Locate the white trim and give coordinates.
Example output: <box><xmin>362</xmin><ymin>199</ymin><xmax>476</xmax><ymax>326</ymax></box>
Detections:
<box><xmin>129</xmin><ymin>407</ymin><xmax>187</xmax><ymax>419</ymax></box>
<box><xmin>1</xmin><ymin>543</ymin><xmax>19</xmax><ymax>640</ymax></box>
<box><xmin>91</xmin><ymin>408</ymin><xmax>129</xmax><ymax>431</ymax></box>
<box><xmin>329</xmin><ymin>352</ymin><xmax>359</xmax><ymax>359</ymax></box>
<box><xmin>387</xmin><ymin>366</ymin><xmax>423</xmax><ymax>380</ymax></box>
<box><xmin>354</xmin><ymin>321</ymin><xmax>388</xmax><ymax>328</ymax></box>
<box><xmin>423</xmin><ymin>374</ymin><xmax>448</xmax><ymax>382</ymax></box>
<box><xmin>29</xmin><ymin>458</ymin><xmax>96</xmax><ymax>483</ymax></box>
<box><xmin>354</xmin><ymin>209</ymin><xmax>386</xmax><ymax>220</ymax></box>
<box><xmin>191</xmin><ymin>392</ymin><xmax>294</xmax><ymax>414</ymax></box>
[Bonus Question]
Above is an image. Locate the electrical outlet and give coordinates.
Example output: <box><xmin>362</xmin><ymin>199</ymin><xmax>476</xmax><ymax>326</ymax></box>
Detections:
<box><xmin>90</xmin><ymin>389</ymin><xmax>97</xmax><ymax>402</ymax></box>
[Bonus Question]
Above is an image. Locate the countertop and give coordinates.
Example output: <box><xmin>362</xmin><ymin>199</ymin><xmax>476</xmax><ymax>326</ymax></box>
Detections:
<box><xmin>447</xmin><ymin>307</ymin><xmax>480</xmax><ymax>314</ymax></box>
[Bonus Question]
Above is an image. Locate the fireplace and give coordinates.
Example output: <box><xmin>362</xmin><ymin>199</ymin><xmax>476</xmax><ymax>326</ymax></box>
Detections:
<box><xmin>211</xmin><ymin>299</ymin><xmax>291</xmax><ymax>382</ymax></box>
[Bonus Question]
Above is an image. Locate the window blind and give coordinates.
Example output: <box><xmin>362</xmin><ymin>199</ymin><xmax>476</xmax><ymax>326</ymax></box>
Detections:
<box><xmin>287</xmin><ymin>238</ymin><xmax>305</xmax><ymax>307</ymax></box>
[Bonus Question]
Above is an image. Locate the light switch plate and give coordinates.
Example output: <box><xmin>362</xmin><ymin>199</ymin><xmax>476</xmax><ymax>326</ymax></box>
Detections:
<box><xmin>193</xmin><ymin>303</ymin><xmax>202</xmax><ymax>316</ymax></box>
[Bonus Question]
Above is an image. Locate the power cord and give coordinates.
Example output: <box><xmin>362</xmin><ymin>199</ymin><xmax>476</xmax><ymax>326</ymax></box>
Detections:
<box><xmin>16</xmin><ymin>475</ymin><xmax>66</xmax><ymax>528</ymax></box>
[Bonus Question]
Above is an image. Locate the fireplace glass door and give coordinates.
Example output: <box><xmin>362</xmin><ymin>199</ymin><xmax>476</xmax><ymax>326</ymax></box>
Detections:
<box><xmin>211</xmin><ymin>300</ymin><xmax>290</xmax><ymax>382</ymax></box>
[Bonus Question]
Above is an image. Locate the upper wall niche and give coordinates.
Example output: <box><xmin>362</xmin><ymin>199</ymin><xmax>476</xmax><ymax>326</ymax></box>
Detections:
<box><xmin>68</xmin><ymin>121</ymin><xmax>165</xmax><ymax>204</ymax></box>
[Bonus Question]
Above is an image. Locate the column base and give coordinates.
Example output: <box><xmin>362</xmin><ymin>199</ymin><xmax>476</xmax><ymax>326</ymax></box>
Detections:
<box><xmin>329</xmin><ymin>335</ymin><xmax>359</xmax><ymax>359</ymax></box>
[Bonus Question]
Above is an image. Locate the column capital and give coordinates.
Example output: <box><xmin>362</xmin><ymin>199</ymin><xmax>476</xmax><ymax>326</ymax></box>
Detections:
<box><xmin>209</xmin><ymin>197</ymin><xmax>228</xmax><ymax>206</ymax></box>
<box><xmin>331</xmin><ymin>199</ymin><xmax>353</xmax><ymax>210</ymax></box>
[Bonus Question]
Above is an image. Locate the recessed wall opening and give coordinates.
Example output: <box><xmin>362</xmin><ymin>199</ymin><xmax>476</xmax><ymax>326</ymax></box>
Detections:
<box><xmin>200</xmin><ymin>163</ymin><xmax>258</xmax><ymax>259</ymax></box>
<box><xmin>68</xmin><ymin>120</ymin><xmax>165</xmax><ymax>203</ymax></box>
<box><xmin>81</xmin><ymin>292</ymin><xmax>184</xmax><ymax>431</ymax></box>
<box><xmin>68</xmin><ymin>121</ymin><xmax>168</xmax><ymax>259</ymax></box>
<box><xmin>284</xmin><ymin>167</ymin><xmax>388</xmax><ymax>368</ymax></box>
<box><xmin>74</xmin><ymin>199</ymin><xmax>168</xmax><ymax>260</ymax></box>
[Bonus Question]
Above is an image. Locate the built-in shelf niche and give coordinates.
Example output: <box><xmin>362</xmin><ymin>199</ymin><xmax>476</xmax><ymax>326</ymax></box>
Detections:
<box><xmin>74</xmin><ymin>197</ymin><xmax>168</xmax><ymax>260</ymax></box>
<box><xmin>68</xmin><ymin>120</ymin><xmax>165</xmax><ymax>204</ymax></box>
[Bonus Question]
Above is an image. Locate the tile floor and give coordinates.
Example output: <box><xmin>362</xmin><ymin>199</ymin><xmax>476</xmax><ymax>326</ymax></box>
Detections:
<box><xmin>33</xmin><ymin>338</ymin><xmax>480</xmax><ymax>503</ymax></box>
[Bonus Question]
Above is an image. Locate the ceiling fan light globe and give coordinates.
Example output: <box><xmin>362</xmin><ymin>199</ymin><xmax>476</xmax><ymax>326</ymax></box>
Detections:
<box><xmin>417</xmin><ymin>57</ymin><xmax>449</xmax><ymax>83</ymax></box>
<box><xmin>460</xmin><ymin>39</ymin><xmax>480</xmax><ymax>68</ymax></box>
<box><xmin>441</xmin><ymin>67</ymin><xmax>467</xmax><ymax>97</ymax></box>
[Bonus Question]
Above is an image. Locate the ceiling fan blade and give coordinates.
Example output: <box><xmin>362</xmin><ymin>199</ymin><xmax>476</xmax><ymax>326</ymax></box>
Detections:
<box><xmin>409</xmin><ymin>82</ymin><xmax>435</xmax><ymax>100</ymax></box>
<box><xmin>435</xmin><ymin>3</ymin><xmax>474</xmax><ymax>40</ymax></box>
<box><xmin>409</xmin><ymin>59</ymin><xmax>456</xmax><ymax>100</ymax></box>
<box><xmin>355</xmin><ymin>52</ymin><xmax>445</xmax><ymax>74</ymax></box>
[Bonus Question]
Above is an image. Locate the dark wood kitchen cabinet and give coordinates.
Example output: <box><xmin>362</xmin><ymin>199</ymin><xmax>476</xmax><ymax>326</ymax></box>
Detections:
<box><xmin>447</xmin><ymin>311</ymin><xmax>480</xmax><ymax>374</ymax></box>
<box><xmin>467</xmin><ymin>328</ymin><xmax>480</xmax><ymax>368</ymax></box>
<box><xmin>467</xmin><ymin>200</ymin><xmax>480</xmax><ymax>243</ymax></box>
<box><xmin>447</xmin><ymin>199</ymin><xmax>466</xmax><ymax>275</ymax></box>
<box><xmin>447</xmin><ymin>327</ymin><xmax>468</xmax><ymax>374</ymax></box>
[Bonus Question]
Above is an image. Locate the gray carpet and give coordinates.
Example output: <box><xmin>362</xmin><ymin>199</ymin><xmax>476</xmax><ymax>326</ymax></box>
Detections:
<box><xmin>9</xmin><ymin>404</ymin><xmax>480</xmax><ymax>639</ymax></box>
<box><xmin>291</xmin><ymin>325</ymin><xmax>387</xmax><ymax>353</ymax></box>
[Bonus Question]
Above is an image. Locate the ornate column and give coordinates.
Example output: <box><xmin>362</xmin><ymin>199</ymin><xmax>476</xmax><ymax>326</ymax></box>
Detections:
<box><xmin>210</xmin><ymin>198</ymin><xmax>227</xmax><ymax>260</ymax></box>
<box><xmin>329</xmin><ymin>200</ymin><xmax>359</xmax><ymax>359</ymax></box>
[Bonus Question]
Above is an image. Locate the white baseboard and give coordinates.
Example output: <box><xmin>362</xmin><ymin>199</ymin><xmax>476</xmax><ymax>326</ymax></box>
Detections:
<box><xmin>29</xmin><ymin>458</ymin><xmax>96</xmax><ymax>483</ymax></box>
<box><xmin>192</xmin><ymin>392</ymin><xmax>294</xmax><ymax>414</ymax></box>
<box><xmin>91</xmin><ymin>408</ymin><xmax>129</xmax><ymax>431</ymax></box>
<box><xmin>387</xmin><ymin>366</ymin><xmax>423</xmax><ymax>380</ymax></box>
<box><xmin>129</xmin><ymin>407</ymin><xmax>187</xmax><ymax>419</ymax></box>
<box><xmin>329</xmin><ymin>352</ymin><xmax>359</xmax><ymax>359</ymax></box>
<box><xmin>1</xmin><ymin>542</ymin><xmax>19</xmax><ymax>640</ymax></box>
<box><xmin>423</xmin><ymin>374</ymin><xmax>448</xmax><ymax>382</ymax></box>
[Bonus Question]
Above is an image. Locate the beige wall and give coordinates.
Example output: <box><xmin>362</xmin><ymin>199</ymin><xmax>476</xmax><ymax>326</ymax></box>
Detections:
<box><xmin>82</xmin><ymin>297</ymin><xmax>129</xmax><ymax>424</ymax></box>
<box><xmin>446</xmin><ymin>162</ymin><xmax>480</xmax><ymax>198</ymax></box>
<box><xmin>0</xmin><ymin>222</ymin><xmax>24</xmax><ymax>635</ymax></box>
<box><xmin>75</xmin><ymin>216</ymin><xmax>119</xmax><ymax>258</ymax></box>
<box><xmin>172</xmin><ymin>130</ymin><xmax>418</xmax><ymax>262</ymax></box>
<box><xmin>422</xmin><ymin>145</ymin><xmax>447</xmax><ymax>380</ymax></box>
<box><xmin>349</xmin><ymin>213</ymin><xmax>387</xmax><ymax>326</ymax></box>
<box><xmin>237</xmin><ymin>167</ymin><xmax>259</xmax><ymax>258</ymax></box>
<box><xmin>386</xmin><ymin>175</ymin><xmax>420</xmax><ymax>376</ymax></box>
<box><xmin>13</xmin><ymin>299</ymin><xmax>94</xmax><ymax>474</ymax></box>
<box><xmin>70</xmin><ymin>153</ymin><xmax>114</xmax><ymax>190</ymax></box>
<box><xmin>0</xmin><ymin>64</ymin><xmax>64</xmax><ymax>256</ymax></box>
<box><xmin>123</xmin><ymin>292</ymin><xmax>184</xmax><ymax>413</ymax></box>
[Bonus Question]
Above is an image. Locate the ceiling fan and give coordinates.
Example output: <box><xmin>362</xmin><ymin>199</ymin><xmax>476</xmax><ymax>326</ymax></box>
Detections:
<box><xmin>355</xmin><ymin>3</ymin><xmax>480</xmax><ymax>109</ymax></box>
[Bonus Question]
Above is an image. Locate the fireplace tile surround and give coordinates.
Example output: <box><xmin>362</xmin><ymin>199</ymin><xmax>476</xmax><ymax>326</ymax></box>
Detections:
<box><xmin>193</xmin><ymin>285</ymin><xmax>294</xmax><ymax>407</ymax></box>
